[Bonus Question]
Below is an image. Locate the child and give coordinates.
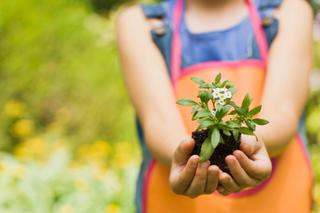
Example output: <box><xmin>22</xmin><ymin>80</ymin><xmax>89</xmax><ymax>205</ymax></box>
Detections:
<box><xmin>117</xmin><ymin>0</ymin><xmax>313</xmax><ymax>212</ymax></box>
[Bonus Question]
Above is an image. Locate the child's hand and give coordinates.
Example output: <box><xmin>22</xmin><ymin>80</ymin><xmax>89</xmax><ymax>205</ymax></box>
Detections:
<box><xmin>217</xmin><ymin>135</ymin><xmax>272</xmax><ymax>195</ymax></box>
<box><xmin>169</xmin><ymin>138</ymin><xmax>221</xmax><ymax>198</ymax></box>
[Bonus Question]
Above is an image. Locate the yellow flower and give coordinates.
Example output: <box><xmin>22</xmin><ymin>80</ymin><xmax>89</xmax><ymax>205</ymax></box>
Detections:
<box><xmin>105</xmin><ymin>203</ymin><xmax>121</xmax><ymax>213</ymax></box>
<box><xmin>112</xmin><ymin>142</ymin><xmax>138</xmax><ymax>168</ymax></box>
<box><xmin>0</xmin><ymin>163</ymin><xmax>6</xmax><ymax>173</ymax></box>
<box><xmin>59</xmin><ymin>205</ymin><xmax>74</xmax><ymax>213</ymax></box>
<box><xmin>4</xmin><ymin>100</ymin><xmax>26</xmax><ymax>117</ymax></box>
<box><xmin>12</xmin><ymin>119</ymin><xmax>34</xmax><ymax>137</ymax></box>
<box><xmin>112</xmin><ymin>152</ymin><xmax>130</xmax><ymax>169</ymax></box>
<box><xmin>77</xmin><ymin>140</ymin><xmax>112</xmax><ymax>162</ymax></box>
<box><xmin>69</xmin><ymin>160</ymin><xmax>82</xmax><ymax>169</ymax></box>
<box><xmin>14</xmin><ymin>137</ymin><xmax>46</xmax><ymax>160</ymax></box>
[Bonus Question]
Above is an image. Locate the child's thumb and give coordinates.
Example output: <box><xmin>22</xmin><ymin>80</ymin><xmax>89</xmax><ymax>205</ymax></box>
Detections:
<box><xmin>240</xmin><ymin>135</ymin><xmax>259</xmax><ymax>156</ymax></box>
<box><xmin>173</xmin><ymin>137</ymin><xmax>195</xmax><ymax>165</ymax></box>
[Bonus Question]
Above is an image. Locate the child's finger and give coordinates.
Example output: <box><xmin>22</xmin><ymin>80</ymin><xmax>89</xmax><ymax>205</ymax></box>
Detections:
<box><xmin>226</xmin><ymin>155</ymin><xmax>255</xmax><ymax>187</ymax></box>
<box><xmin>185</xmin><ymin>161</ymin><xmax>210</xmax><ymax>198</ymax></box>
<box><xmin>204</xmin><ymin>165</ymin><xmax>219</xmax><ymax>194</ymax></box>
<box><xmin>217</xmin><ymin>185</ymin><xmax>230</xmax><ymax>196</ymax></box>
<box><xmin>233</xmin><ymin>150</ymin><xmax>271</xmax><ymax>180</ymax></box>
<box><xmin>240</xmin><ymin>135</ymin><xmax>260</xmax><ymax>156</ymax></box>
<box><xmin>170</xmin><ymin>155</ymin><xmax>199</xmax><ymax>194</ymax></box>
<box><xmin>219</xmin><ymin>172</ymin><xmax>241</xmax><ymax>194</ymax></box>
<box><xmin>173</xmin><ymin>138</ymin><xmax>195</xmax><ymax>165</ymax></box>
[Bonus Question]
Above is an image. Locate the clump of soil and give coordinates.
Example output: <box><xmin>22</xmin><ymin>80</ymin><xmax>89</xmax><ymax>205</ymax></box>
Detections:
<box><xmin>191</xmin><ymin>129</ymin><xmax>240</xmax><ymax>174</ymax></box>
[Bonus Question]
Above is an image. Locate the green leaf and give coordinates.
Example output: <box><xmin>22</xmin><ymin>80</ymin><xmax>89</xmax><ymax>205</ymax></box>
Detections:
<box><xmin>176</xmin><ymin>99</ymin><xmax>198</xmax><ymax>106</ymax></box>
<box><xmin>191</xmin><ymin>105</ymin><xmax>201</xmax><ymax>120</ymax></box>
<box><xmin>229</xmin><ymin>101</ymin><xmax>245</xmax><ymax>115</ymax></box>
<box><xmin>194</xmin><ymin>109</ymin><xmax>212</xmax><ymax>119</ymax></box>
<box><xmin>192</xmin><ymin>111</ymin><xmax>198</xmax><ymax>121</ymax></box>
<box><xmin>229</xmin><ymin>110</ymin><xmax>237</xmax><ymax>115</ymax></box>
<box><xmin>239</xmin><ymin>127</ymin><xmax>255</xmax><ymax>135</ymax></box>
<box><xmin>248</xmin><ymin>105</ymin><xmax>262</xmax><ymax>117</ymax></box>
<box><xmin>226</xmin><ymin>121</ymin><xmax>241</xmax><ymax>129</ymax></box>
<box><xmin>191</xmin><ymin>77</ymin><xmax>206</xmax><ymax>85</ymax></box>
<box><xmin>199</xmin><ymin>137</ymin><xmax>215</xmax><ymax>162</ymax></box>
<box><xmin>190</xmin><ymin>76</ymin><xmax>212</xmax><ymax>88</ymax></box>
<box><xmin>253</xmin><ymin>118</ymin><xmax>269</xmax><ymax>125</ymax></box>
<box><xmin>199</xmin><ymin>83</ymin><xmax>212</xmax><ymax>89</ymax></box>
<box><xmin>222</xmin><ymin>80</ymin><xmax>233</xmax><ymax>88</ymax></box>
<box><xmin>228</xmin><ymin>87</ymin><xmax>237</xmax><ymax>95</ymax></box>
<box><xmin>220</xmin><ymin>136</ymin><xmax>225</xmax><ymax>144</ymax></box>
<box><xmin>245</xmin><ymin>120</ymin><xmax>256</xmax><ymax>131</ymax></box>
<box><xmin>241</xmin><ymin>94</ymin><xmax>252</xmax><ymax>111</ymax></box>
<box><xmin>198</xmin><ymin>91</ymin><xmax>212</xmax><ymax>104</ymax></box>
<box><xmin>223</xmin><ymin>130</ymin><xmax>231</xmax><ymax>137</ymax></box>
<box><xmin>215</xmin><ymin>105</ymin><xmax>230</xmax><ymax>120</ymax></box>
<box><xmin>214</xmin><ymin>73</ymin><xmax>222</xmax><ymax>84</ymax></box>
<box><xmin>211</xmin><ymin>128</ymin><xmax>220</xmax><ymax>149</ymax></box>
<box><xmin>198</xmin><ymin>119</ymin><xmax>214</xmax><ymax>129</ymax></box>
<box><xmin>232</xmin><ymin>130</ymin><xmax>240</xmax><ymax>141</ymax></box>
<box><xmin>191</xmin><ymin>105</ymin><xmax>201</xmax><ymax>113</ymax></box>
<box><xmin>218</xmin><ymin>124</ymin><xmax>229</xmax><ymax>131</ymax></box>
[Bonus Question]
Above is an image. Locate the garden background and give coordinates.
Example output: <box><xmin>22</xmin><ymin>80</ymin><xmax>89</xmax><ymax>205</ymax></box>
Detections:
<box><xmin>0</xmin><ymin>0</ymin><xmax>319</xmax><ymax>212</ymax></box>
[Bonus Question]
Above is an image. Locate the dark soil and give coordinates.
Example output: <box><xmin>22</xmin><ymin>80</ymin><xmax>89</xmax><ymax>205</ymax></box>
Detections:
<box><xmin>191</xmin><ymin>129</ymin><xmax>240</xmax><ymax>174</ymax></box>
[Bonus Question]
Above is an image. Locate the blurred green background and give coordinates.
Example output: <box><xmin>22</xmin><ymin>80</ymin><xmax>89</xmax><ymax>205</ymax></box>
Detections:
<box><xmin>0</xmin><ymin>0</ymin><xmax>319</xmax><ymax>212</ymax></box>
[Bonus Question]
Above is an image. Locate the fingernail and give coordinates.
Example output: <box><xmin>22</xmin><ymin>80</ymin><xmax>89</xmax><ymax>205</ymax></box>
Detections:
<box><xmin>208</xmin><ymin>165</ymin><xmax>218</xmax><ymax>173</ymax></box>
<box><xmin>233</xmin><ymin>151</ymin><xmax>239</xmax><ymax>157</ymax></box>
<box><xmin>192</xmin><ymin>156</ymin><xmax>199</xmax><ymax>165</ymax></box>
<box><xmin>225</xmin><ymin>155</ymin><xmax>232</xmax><ymax>161</ymax></box>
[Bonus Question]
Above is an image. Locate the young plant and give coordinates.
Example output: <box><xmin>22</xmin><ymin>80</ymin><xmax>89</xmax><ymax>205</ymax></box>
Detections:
<box><xmin>176</xmin><ymin>73</ymin><xmax>269</xmax><ymax>170</ymax></box>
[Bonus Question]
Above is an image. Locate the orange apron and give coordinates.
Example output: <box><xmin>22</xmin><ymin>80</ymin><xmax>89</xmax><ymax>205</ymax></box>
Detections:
<box><xmin>141</xmin><ymin>0</ymin><xmax>313</xmax><ymax>212</ymax></box>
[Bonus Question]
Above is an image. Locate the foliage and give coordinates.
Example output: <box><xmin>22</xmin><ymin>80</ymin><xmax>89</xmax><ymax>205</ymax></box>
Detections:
<box><xmin>86</xmin><ymin>0</ymin><xmax>133</xmax><ymax>15</ymax></box>
<box><xmin>0</xmin><ymin>0</ymin><xmax>136</xmax><ymax>150</ymax></box>
<box><xmin>84</xmin><ymin>0</ymin><xmax>159</xmax><ymax>15</ymax></box>
<box><xmin>0</xmin><ymin>0</ymin><xmax>140</xmax><ymax>212</ymax></box>
<box><xmin>0</xmin><ymin>141</ymin><xmax>138</xmax><ymax>213</ymax></box>
<box><xmin>177</xmin><ymin>74</ymin><xmax>268</xmax><ymax>162</ymax></box>
<box><xmin>311</xmin><ymin>144</ymin><xmax>320</xmax><ymax>213</ymax></box>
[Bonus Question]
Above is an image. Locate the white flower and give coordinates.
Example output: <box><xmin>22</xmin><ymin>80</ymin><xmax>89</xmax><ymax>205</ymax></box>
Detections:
<box><xmin>218</xmin><ymin>99</ymin><xmax>225</xmax><ymax>105</ymax></box>
<box><xmin>212</xmin><ymin>89</ymin><xmax>219</xmax><ymax>99</ymax></box>
<box><xmin>225</xmin><ymin>91</ymin><xmax>232</xmax><ymax>99</ymax></box>
<box><xmin>213</xmin><ymin>87</ymin><xmax>231</xmax><ymax>105</ymax></box>
<box><xmin>211</xmin><ymin>110</ymin><xmax>216</xmax><ymax>116</ymax></box>
<box><xmin>220</xmin><ymin>88</ymin><xmax>227</xmax><ymax>93</ymax></box>
<box><xmin>219</xmin><ymin>93</ymin><xmax>226</xmax><ymax>100</ymax></box>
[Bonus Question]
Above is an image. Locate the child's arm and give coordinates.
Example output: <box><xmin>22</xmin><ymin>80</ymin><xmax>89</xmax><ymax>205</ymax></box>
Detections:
<box><xmin>116</xmin><ymin>6</ymin><xmax>187</xmax><ymax>165</ymax></box>
<box><xmin>116</xmin><ymin>6</ymin><xmax>221</xmax><ymax>197</ymax></box>
<box><xmin>216</xmin><ymin>1</ymin><xmax>313</xmax><ymax>194</ymax></box>
<box><xmin>257</xmin><ymin>0</ymin><xmax>313</xmax><ymax>157</ymax></box>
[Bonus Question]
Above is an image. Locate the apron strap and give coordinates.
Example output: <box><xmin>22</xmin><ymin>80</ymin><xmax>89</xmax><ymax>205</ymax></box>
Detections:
<box><xmin>171</xmin><ymin>0</ymin><xmax>184</xmax><ymax>86</ymax></box>
<box><xmin>245</xmin><ymin>0</ymin><xmax>269</xmax><ymax>64</ymax></box>
<box><xmin>171</xmin><ymin>0</ymin><xmax>269</xmax><ymax>86</ymax></box>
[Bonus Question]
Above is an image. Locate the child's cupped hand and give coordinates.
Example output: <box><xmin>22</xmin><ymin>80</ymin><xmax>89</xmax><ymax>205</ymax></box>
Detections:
<box><xmin>169</xmin><ymin>136</ymin><xmax>272</xmax><ymax>198</ymax></box>
<box><xmin>169</xmin><ymin>138</ymin><xmax>220</xmax><ymax>198</ymax></box>
<box><xmin>216</xmin><ymin>135</ymin><xmax>272</xmax><ymax>196</ymax></box>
